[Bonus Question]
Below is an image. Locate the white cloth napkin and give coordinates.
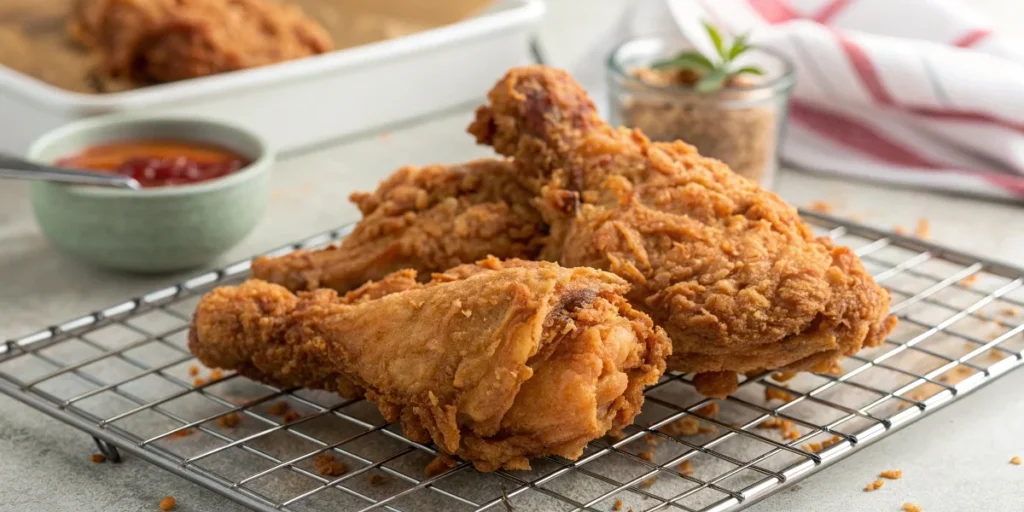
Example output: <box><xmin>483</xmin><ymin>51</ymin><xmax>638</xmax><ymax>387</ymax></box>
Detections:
<box><xmin>581</xmin><ymin>0</ymin><xmax>1024</xmax><ymax>201</ymax></box>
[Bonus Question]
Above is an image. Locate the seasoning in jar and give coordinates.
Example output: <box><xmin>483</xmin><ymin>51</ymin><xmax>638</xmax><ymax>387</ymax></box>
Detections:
<box><xmin>624</xmin><ymin>68</ymin><xmax>777</xmax><ymax>184</ymax></box>
<box><xmin>609</xmin><ymin>23</ymin><xmax>794</xmax><ymax>188</ymax></box>
<box><xmin>55</xmin><ymin>140</ymin><xmax>249</xmax><ymax>188</ymax></box>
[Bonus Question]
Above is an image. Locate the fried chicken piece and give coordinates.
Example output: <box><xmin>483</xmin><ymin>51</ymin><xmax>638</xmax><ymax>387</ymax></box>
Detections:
<box><xmin>469</xmin><ymin>66</ymin><xmax>896</xmax><ymax>397</ymax></box>
<box><xmin>68</xmin><ymin>0</ymin><xmax>332</xmax><ymax>83</ymax></box>
<box><xmin>251</xmin><ymin>159</ymin><xmax>545</xmax><ymax>292</ymax></box>
<box><xmin>190</xmin><ymin>260</ymin><xmax>670</xmax><ymax>471</ymax></box>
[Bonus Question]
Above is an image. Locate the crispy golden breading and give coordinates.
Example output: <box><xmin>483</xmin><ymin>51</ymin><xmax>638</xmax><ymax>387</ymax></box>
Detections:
<box><xmin>469</xmin><ymin>66</ymin><xmax>896</xmax><ymax>397</ymax></box>
<box><xmin>68</xmin><ymin>0</ymin><xmax>332</xmax><ymax>83</ymax></box>
<box><xmin>189</xmin><ymin>260</ymin><xmax>670</xmax><ymax>471</ymax></box>
<box><xmin>424</xmin><ymin>453</ymin><xmax>458</xmax><ymax>477</ymax></box>
<box><xmin>252</xmin><ymin>159</ymin><xmax>546</xmax><ymax>293</ymax></box>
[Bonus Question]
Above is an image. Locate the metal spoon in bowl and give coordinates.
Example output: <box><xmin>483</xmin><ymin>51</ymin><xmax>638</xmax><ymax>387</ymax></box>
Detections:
<box><xmin>0</xmin><ymin>152</ymin><xmax>141</xmax><ymax>190</ymax></box>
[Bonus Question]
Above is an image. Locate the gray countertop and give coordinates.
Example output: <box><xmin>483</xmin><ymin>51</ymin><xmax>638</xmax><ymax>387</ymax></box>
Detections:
<box><xmin>2</xmin><ymin>1</ymin><xmax>1023</xmax><ymax>510</ymax></box>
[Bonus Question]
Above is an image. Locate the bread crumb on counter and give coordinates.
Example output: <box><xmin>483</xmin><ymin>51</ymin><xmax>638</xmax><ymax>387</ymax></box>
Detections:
<box><xmin>168</xmin><ymin>428</ymin><xmax>194</xmax><ymax>439</ymax></box>
<box><xmin>187</xmin><ymin>365</ymin><xmax>200</xmax><ymax>377</ymax></box>
<box><xmin>822</xmin><ymin>435</ymin><xmax>841</xmax><ymax>449</ymax></box>
<box><xmin>802</xmin><ymin>442</ymin><xmax>823</xmax><ymax>454</ymax></box>
<box><xmin>637</xmin><ymin>449</ymin><xmax>654</xmax><ymax>462</ymax></box>
<box><xmin>282</xmin><ymin>411</ymin><xmax>300</xmax><ymax>423</ymax></box>
<box><xmin>208</xmin><ymin>369</ymin><xmax>224</xmax><ymax>381</ymax></box>
<box><xmin>368</xmin><ymin>474</ymin><xmax>387</xmax><ymax>486</ymax></box>
<box><xmin>268</xmin><ymin>401</ymin><xmax>290</xmax><ymax>416</ymax></box>
<box><xmin>758</xmin><ymin>418</ymin><xmax>785</xmax><ymax>429</ymax></box>
<box><xmin>1011</xmin><ymin>456</ymin><xmax>1021</xmax><ymax>465</ymax></box>
<box><xmin>914</xmin><ymin>218</ymin><xmax>931</xmax><ymax>239</ymax></box>
<box><xmin>662</xmin><ymin>417</ymin><xmax>700</xmax><ymax>437</ymax></box>
<box><xmin>880</xmin><ymin>469</ymin><xmax>903</xmax><ymax>479</ymax></box>
<box><xmin>864</xmin><ymin>479</ymin><xmax>884</xmax><ymax>492</ymax></box>
<box><xmin>613</xmin><ymin>498</ymin><xmax>623</xmax><ymax>511</ymax></box>
<box><xmin>90</xmin><ymin>453</ymin><xmax>106</xmax><ymax>463</ymax></box>
<box><xmin>638</xmin><ymin>477</ymin><xmax>658</xmax><ymax>489</ymax></box>
<box><xmin>660</xmin><ymin>415</ymin><xmax>717</xmax><ymax>437</ymax></box>
<box><xmin>424</xmin><ymin>453</ymin><xmax>458</xmax><ymax>477</ymax></box>
<box><xmin>678</xmin><ymin>460</ymin><xmax>694</xmax><ymax>476</ymax></box>
<box><xmin>808</xmin><ymin>200</ymin><xmax>833</xmax><ymax>213</ymax></box>
<box><xmin>158</xmin><ymin>496</ymin><xmax>176</xmax><ymax>511</ymax></box>
<box><xmin>757</xmin><ymin>417</ymin><xmax>803</xmax><ymax>441</ymax></box>
<box><xmin>192</xmin><ymin>377</ymin><xmax>206</xmax><ymax>387</ymax></box>
<box><xmin>314</xmin><ymin>453</ymin><xmax>347</xmax><ymax>477</ymax></box>
<box><xmin>765</xmin><ymin>387</ymin><xmax>795</xmax><ymax>403</ymax></box>
<box><xmin>893</xmin><ymin>225</ymin><xmax>906</xmax><ymax>235</ymax></box>
<box><xmin>902</xmin><ymin>503</ymin><xmax>922</xmax><ymax>512</ymax></box>
<box><xmin>216</xmin><ymin>412</ymin><xmax>240</xmax><ymax>428</ymax></box>
<box><xmin>696</xmin><ymin>402</ymin><xmax>719</xmax><ymax>419</ymax></box>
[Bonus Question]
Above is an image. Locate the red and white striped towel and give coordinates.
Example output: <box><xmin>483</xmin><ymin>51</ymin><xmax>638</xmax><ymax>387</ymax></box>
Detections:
<box><xmin>594</xmin><ymin>0</ymin><xmax>1024</xmax><ymax>200</ymax></box>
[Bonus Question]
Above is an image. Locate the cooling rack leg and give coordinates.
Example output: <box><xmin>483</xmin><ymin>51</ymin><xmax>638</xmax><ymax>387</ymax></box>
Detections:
<box><xmin>93</xmin><ymin>437</ymin><xmax>122</xmax><ymax>463</ymax></box>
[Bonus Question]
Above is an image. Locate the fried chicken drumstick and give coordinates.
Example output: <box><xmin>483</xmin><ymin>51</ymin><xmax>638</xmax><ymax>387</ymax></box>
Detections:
<box><xmin>68</xmin><ymin>0</ymin><xmax>332</xmax><ymax>83</ymax></box>
<box><xmin>190</xmin><ymin>259</ymin><xmax>670</xmax><ymax>471</ymax></box>
<box><xmin>251</xmin><ymin>159</ymin><xmax>545</xmax><ymax>292</ymax></box>
<box><xmin>469</xmin><ymin>66</ymin><xmax>897</xmax><ymax>397</ymax></box>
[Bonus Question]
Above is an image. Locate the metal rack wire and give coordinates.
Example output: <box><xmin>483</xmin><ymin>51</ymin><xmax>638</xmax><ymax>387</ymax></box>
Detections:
<box><xmin>2</xmin><ymin>212</ymin><xmax>1022</xmax><ymax>512</ymax></box>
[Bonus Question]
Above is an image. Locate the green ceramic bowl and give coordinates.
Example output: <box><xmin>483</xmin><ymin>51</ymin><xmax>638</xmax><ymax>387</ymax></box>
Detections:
<box><xmin>27</xmin><ymin>115</ymin><xmax>273</xmax><ymax>273</ymax></box>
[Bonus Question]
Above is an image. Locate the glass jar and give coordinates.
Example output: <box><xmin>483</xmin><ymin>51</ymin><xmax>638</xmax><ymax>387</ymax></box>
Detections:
<box><xmin>607</xmin><ymin>35</ymin><xmax>795</xmax><ymax>189</ymax></box>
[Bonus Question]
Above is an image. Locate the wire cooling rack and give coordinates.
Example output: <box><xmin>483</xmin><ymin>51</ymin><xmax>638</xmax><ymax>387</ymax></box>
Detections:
<box><xmin>2</xmin><ymin>213</ymin><xmax>1023</xmax><ymax>512</ymax></box>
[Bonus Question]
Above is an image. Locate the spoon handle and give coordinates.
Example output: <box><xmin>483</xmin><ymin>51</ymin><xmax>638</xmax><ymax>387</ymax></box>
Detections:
<box><xmin>0</xmin><ymin>153</ymin><xmax>141</xmax><ymax>190</ymax></box>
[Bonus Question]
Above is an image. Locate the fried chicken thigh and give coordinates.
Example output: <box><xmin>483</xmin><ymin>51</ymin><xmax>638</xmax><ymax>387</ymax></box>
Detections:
<box><xmin>68</xmin><ymin>0</ymin><xmax>332</xmax><ymax>83</ymax></box>
<box><xmin>252</xmin><ymin>159</ymin><xmax>545</xmax><ymax>292</ymax></box>
<box><xmin>190</xmin><ymin>260</ymin><xmax>670</xmax><ymax>471</ymax></box>
<box><xmin>469</xmin><ymin>66</ymin><xmax>896</xmax><ymax>396</ymax></box>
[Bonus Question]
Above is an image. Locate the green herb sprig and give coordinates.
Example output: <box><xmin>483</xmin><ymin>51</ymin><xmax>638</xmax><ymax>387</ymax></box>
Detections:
<box><xmin>652</xmin><ymin>22</ymin><xmax>764</xmax><ymax>92</ymax></box>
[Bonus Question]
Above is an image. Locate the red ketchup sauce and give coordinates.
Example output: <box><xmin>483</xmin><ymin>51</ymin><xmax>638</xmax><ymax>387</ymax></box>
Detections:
<box><xmin>55</xmin><ymin>140</ymin><xmax>250</xmax><ymax>188</ymax></box>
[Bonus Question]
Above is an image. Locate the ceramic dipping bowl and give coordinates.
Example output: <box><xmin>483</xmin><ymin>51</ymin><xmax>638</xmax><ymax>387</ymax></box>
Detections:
<box><xmin>27</xmin><ymin>115</ymin><xmax>273</xmax><ymax>273</ymax></box>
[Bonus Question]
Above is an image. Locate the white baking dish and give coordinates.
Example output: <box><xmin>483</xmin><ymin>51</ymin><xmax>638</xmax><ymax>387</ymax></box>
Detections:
<box><xmin>0</xmin><ymin>0</ymin><xmax>544</xmax><ymax>154</ymax></box>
